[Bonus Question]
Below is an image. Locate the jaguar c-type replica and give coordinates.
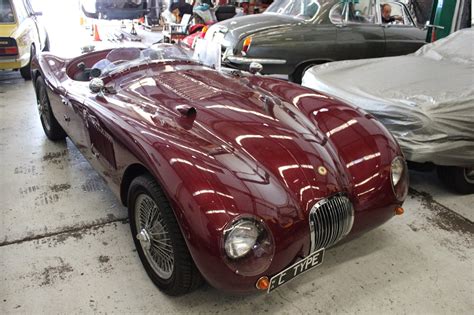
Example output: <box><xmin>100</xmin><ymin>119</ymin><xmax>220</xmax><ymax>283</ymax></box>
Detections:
<box><xmin>31</xmin><ymin>44</ymin><xmax>408</xmax><ymax>295</ymax></box>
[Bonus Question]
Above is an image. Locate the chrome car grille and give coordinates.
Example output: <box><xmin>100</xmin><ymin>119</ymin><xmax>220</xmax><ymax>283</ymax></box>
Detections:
<box><xmin>309</xmin><ymin>194</ymin><xmax>354</xmax><ymax>253</ymax></box>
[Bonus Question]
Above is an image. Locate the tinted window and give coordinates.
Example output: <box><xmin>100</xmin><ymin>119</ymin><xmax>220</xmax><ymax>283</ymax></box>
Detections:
<box><xmin>0</xmin><ymin>0</ymin><xmax>15</xmax><ymax>23</ymax></box>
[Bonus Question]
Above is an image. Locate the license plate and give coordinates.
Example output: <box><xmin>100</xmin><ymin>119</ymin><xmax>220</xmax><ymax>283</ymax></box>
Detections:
<box><xmin>268</xmin><ymin>248</ymin><xmax>325</xmax><ymax>293</ymax></box>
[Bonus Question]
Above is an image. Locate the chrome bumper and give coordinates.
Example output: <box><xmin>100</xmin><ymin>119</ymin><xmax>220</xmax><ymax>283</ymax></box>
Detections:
<box><xmin>226</xmin><ymin>56</ymin><xmax>287</xmax><ymax>65</ymax></box>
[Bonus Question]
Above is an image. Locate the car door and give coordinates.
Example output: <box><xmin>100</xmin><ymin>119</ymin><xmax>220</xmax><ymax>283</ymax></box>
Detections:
<box><xmin>10</xmin><ymin>0</ymin><xmax>38</xmax><ymax>57</ymax></box>
<box><xmin>81</xmin><ymin>93</ymin><xmax>119</xmax><ymax>182</ymax></box>
<box><xmin>59</xmin><ymin>84</ymin><xmax>88</xmax><ymax>150</ymax></box>
<box><xmin>22</xmin><ymin>0</ymin><xmax>46</xmax><ymax>50</ymax></box>
<box><xmin>331</xmin><ymin>0</ymin><xmax>385</xmax><ymax>60</ymax></box>
<box><xmin>381</xmin><ymin>0</ymin><xmax>426</xmax><ymax>56</ymax></box>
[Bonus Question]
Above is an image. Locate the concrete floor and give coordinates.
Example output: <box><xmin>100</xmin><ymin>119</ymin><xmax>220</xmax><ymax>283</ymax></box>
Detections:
<box><xmin>0</xmin><ymin>72</ymin><xmax>473</xmax><ymax>314</ymax></box>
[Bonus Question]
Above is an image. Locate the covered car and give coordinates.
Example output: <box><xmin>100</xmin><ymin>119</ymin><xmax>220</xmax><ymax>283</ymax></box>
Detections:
<box><xmin>31</xmin><ymin>43</ymin><xmax>408</xmax><ymax>295</ymax></box>
<box><xmin>205</xmin><ymin>0</ymin><xmax>426</xmax><ymax>82</ymax></box>
<box><xmin>303</xmin><ymin>29</ymin><xmax>474</xmax><ymax>194</ymax></box>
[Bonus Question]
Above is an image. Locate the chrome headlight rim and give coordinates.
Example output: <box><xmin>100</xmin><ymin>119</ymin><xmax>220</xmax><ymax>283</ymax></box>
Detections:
<box><xmin>390</xmin><ymin>156</ymin><xmax>408</xmax><ymax>201</ymax></box>
<box><xmin>223</xmin><ymin>216</ymin><xmax>271</xmax><ymax>259</ymax></box>
<box><xmin>222</xmin><ymin>215</ymin><xmax>275</xmax><ymax>276</ymax></box>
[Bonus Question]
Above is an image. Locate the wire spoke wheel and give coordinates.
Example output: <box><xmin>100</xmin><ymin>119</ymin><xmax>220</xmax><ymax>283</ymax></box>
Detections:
<box><xmin>37</xmin><ymin>84</ymin><xmax>51</xmax><ymax>132</ymax></box>
<box><xmin>135</xmin><ymin>194</ymin><xmax>174</xmax><ymax>280</ymax></box>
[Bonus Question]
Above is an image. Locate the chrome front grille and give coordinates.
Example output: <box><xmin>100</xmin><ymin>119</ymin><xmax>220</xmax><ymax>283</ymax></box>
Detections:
<box><xmin>309</xmin><ymin>194</ymin><xmax>354</xmax><ymax>253</ymax></box>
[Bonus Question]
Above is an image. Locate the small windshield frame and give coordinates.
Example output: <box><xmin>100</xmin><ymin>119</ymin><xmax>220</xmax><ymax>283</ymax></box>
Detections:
<box><xmin>98</xmin><ymin>44</ymin><xmax>196</xmax><ymax>78</ymax></box>
<box><xmin>264</xmin><ymin>0</ymin><xmax>323</xmax><ymax>21</ymax></box>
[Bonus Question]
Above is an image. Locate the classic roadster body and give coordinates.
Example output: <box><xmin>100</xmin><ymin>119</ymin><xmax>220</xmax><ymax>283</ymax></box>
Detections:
<box><xmin>31</xmin><ymin>44</ymin><xmax>408</xmax><ymax>295</ymax></box>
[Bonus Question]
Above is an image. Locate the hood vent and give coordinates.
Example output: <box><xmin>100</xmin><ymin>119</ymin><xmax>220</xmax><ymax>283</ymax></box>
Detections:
<box><xmin>155</xmin><ymin>72</ymin><xmax>222</xmax><ymax>101</ymax></box>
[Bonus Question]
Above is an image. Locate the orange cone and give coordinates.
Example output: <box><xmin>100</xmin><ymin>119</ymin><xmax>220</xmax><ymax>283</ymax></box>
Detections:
<box><xmin>93</xmin><ymin>24</ymin><xmax>101</xmax><ymax>41</ymax></box>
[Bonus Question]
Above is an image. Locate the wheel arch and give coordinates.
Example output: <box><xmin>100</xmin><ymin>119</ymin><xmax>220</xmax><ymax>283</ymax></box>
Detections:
<box><xmin>290</xmin><ymin>58</ymin><xmax>333</xmax><ymax>83</ymax></box>
<box><xmin>120</xmin><ymin>163</ymin><xmax>154</xmax><ymax>206</ymax></box>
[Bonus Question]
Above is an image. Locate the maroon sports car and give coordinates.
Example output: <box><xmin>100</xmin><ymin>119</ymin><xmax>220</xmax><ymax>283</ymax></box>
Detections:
<box><xmin>31</xmin><ymin>45</ymin><xmax>408</xmax><ymax>295</ymax></box>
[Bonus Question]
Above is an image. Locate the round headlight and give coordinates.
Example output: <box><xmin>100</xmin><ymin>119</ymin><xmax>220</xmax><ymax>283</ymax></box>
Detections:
<box><xmin>224</xmin><ymin>220</ymin><xmax>259</xmax><ymax>259</ymax></box>
<box><xmin>391</xmin><ymin>156</ymin><xmax>408</xmax><ymax>201</ymax></box>
<box><xmin>391</xmin><ymin>157</ymin><xmax>404</xmax><ymax>186</ymax></box>
<box><xmin>223</xmin><ymin>217</ymin><xmax>274</xmax><ymax>276</ymax></box>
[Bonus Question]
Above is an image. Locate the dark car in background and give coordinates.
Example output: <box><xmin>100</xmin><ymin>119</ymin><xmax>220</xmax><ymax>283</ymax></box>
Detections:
<box><xmin>81</xmin><ymin>0</ymin><xmax>149</xmax><ymax>20</ymax></box>
<box><xmin>205</xmin><ymin>0</ymin><xmax>427</xmax><ymax>82</ymax></box>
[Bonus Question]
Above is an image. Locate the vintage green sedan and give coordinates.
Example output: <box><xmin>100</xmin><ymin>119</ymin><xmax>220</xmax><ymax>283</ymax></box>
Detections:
<box><xmin>205</xmin><ymin>0</ymin><xmax>427</xmax><ymax>82</ymax></box>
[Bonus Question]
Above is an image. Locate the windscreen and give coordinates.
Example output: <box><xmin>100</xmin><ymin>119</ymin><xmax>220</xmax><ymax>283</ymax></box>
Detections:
<box><xmin>0</xmin><ymin>0</ymin><xmax>15</xmax><ymax>23</ymax></box>
<box><xmin>95</xmin><ymin>44</ymin><xmax>193</xmax><ymax>77</ymax></box>
<box><xmin>264</xmin><ymin>0</ymin><xmax>323</xmax><ymax>21</ymax></box>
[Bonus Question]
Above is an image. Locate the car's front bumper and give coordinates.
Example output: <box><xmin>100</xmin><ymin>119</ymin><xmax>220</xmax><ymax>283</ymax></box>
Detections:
<box><xmin>192</xmin><ymin>201</ymin><xmax>400</xmax><ymax>294</ymax></box>
<box><xmin>226</xmin><ymin>55</ymin><xmax>287</xmax><ymax>65</ymax></box>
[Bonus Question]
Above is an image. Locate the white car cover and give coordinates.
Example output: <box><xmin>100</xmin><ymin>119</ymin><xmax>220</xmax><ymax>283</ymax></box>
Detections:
<box><xmin>302</xmin><ymin>29</ymin><xmax>474</xmax><ymax>167</ymax></box>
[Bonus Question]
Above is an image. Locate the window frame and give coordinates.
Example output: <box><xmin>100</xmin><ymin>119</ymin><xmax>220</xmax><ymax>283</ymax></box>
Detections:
<box><xmin>329</xmin><ymin>0</ymin><xmax>382</xmax><ymax>26</ymax></box>
<box><xmin>380</xmin><ymin>1</ymin><xmax>416</xmax><ymax>27</ymax></box>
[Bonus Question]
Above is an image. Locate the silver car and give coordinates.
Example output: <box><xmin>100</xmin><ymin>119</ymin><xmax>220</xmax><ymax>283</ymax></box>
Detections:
<box><xmin>302</xmin><ymin>29</ymin><xmax>474</xmax><ymax>194</ymax></box>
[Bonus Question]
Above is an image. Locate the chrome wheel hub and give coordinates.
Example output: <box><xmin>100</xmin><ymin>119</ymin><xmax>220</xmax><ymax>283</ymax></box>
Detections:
<box><xmin>134</xmin><ymin>194</ymin><xmax>174</xmax><ymax>279</ymax></box>
<box><xmin>136</xmin><ymin>228</ymin><xmax>151</xmax><ymax>250</ymax></box>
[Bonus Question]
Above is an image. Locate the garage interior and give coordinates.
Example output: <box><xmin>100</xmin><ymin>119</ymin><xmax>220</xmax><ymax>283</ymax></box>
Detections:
<box><xmin>1</xmin><ymin>0</ymin><xmax>473</xmax><ymax>313</ymax></box>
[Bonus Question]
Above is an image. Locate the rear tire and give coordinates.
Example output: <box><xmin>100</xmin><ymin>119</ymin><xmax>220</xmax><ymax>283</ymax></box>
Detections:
<box><xmin>20</xmin><ymin>45</ymin><xmax>35</xmax><ymax>80</ymax></box>
<box><xmin>35</xmin><ymin>76</ymin><xmax>67</xmax><ymax>141</ymax></box>
<box><xmin>437</xmin><ymin>166</ymin><xmax>474</xmax><ymax>194</ymax></box>
<box><xmin>128</xmin><ymin>175</ymin><xmax>203</xmax><ymax>295</ymax></box>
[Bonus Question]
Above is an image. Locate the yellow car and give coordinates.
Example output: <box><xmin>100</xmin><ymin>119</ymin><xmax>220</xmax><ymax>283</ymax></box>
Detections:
<box><xmin>0</xmin><ymin>0</ymin><xmax>49</xmax><ymax>79</ymax></box>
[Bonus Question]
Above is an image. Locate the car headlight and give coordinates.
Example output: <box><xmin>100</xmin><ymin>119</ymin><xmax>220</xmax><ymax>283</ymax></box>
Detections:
<box><xmin>391</xmin><ymin>156</ymin><xmax>408</xmax><ymax>201</ymax></box>
<box><xmin>225</xmin><ymin>220</ymin><xmax>259</xmax><ymax>258</ymax></box>
<box><xmin>223</xmin><ymin>217</ymin><xmax>274</xmax><ymax>276</ymax></box>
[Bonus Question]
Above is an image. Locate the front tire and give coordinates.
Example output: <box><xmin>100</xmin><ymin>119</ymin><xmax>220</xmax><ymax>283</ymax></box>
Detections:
<box><xmin>35</xmin><ymin>76</ymin><xmax>67</xmax><ymax>141</ymax></box>
<box><xmin>437</xmin><ymin>166</ymin><xmax>474</xmax><ymax>194</ymax></box>
<box><xmin>128</xmin><ymin>175</ymin><xmax>203</xmax><ymax>295</ymax></box>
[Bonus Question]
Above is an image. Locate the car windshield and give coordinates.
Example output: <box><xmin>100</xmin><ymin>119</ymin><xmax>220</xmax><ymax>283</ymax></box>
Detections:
<box><xmin>264</xmin><ymin>0</ymin><xmax>323</xmax><ymax>21</ymax></box>
<box><xmin>95</xmin><ymin>41</ymin><xmax>223</xmax><ymax>77</ymax></box>
<box><xmin>97</xmin><ymin>44</ymin><xmax>193</xmax><ymax>77</ymax></box>
<box><xmin>0</xmin><ymin>0</ymin><xmax>15</xmax><ymax>23</ymax></box>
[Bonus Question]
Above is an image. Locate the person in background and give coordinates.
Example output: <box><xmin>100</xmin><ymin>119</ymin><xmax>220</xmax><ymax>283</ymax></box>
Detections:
<box><xmin>169</xmin><ymin>0</ymin><xmax>193</xmax><ymax>23</ymax></box>
<box><xmin>381</xmin><ymin>3</ymin><xmax>403</xmax><ymax>23</ymax></box>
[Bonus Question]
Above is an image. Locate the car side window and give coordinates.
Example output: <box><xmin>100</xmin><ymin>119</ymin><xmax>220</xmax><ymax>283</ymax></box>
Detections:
<box><xmin>330</xmin><ymin>0</ymin><xmax>378</xmax><ymax>25</ymax></box>
<box><xmin>329</xmin><ymin>3</ymin><xmax>343</xmax><ymax>24</ymax></box>
<box><xmin>0</xmin><ymin>0</ymin><xmax>15</xmax><ymax>23</ymax></box>
<box><xmin>380</xmin><ymin>1</ymin><xmax>414</xmax><ymax>26</ymax></box>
